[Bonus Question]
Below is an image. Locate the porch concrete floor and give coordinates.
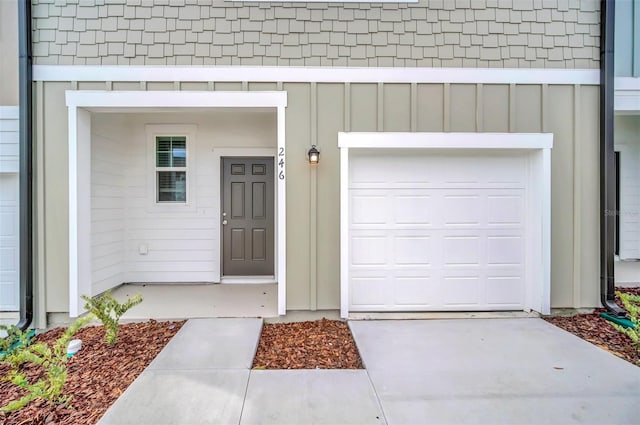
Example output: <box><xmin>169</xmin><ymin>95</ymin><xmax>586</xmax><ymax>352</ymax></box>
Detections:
<box><xmin>615</xmin><ymin>259</ymin><xmax>640</xmax><ymax>286</ymax></box>
<box><xmin>111</xmin><ymin>283</ymin><xmax>278</xmax><ymax>320</ymax></box>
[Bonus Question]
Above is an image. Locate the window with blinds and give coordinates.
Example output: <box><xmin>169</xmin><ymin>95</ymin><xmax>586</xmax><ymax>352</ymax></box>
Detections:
<box><xmin>156</xmin><ymin>136</ymin><xmax>187</xmax><ymax>202</ymax></box>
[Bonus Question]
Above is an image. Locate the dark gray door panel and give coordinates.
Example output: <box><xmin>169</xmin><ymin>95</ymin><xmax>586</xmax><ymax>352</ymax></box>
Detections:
<box><xmin>222</xmin><ymin>158</ymin><xmax>274</xmax><ymax>276</ymax></box>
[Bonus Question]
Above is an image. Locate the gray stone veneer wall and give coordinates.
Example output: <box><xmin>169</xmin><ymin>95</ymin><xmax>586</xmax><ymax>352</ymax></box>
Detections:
<box><xmin>32</xmin><ymin>0</ymin><xmax>600</xmax><ymax>68</ymax></box>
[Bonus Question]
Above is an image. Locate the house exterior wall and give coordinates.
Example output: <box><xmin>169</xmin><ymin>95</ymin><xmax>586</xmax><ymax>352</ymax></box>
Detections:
<box><xmin>615</xmin><ymin>0</ymin><xmax>640</xmax><ymax>77</ymax></box>
<box><xmin>91</xmin><ymin>114</ymin><xmax>127</xmax><ymax>294</ymax></box>
<box><xmin>0</xmin><ymin>0</ymin><xmax>18</xmax><ymax>106</ymax></box>
<box><xmin>0</xmin><ymin>108</ymin><xmax>19</xmax><ymax>174</ymax></box>
<box><xmin>31</xmin><ymin>0</ymin><xmax>600</xmax><ymax>68</ymax></box>
<box><xmin>615</xmin><ymin>115</ymin><xmax>640</xmax><ymax>260</ymax></box>
<box><xmin>36</xmin><ymin>80</ymin><xmax>601</xmax><ymax>313</ymax></box>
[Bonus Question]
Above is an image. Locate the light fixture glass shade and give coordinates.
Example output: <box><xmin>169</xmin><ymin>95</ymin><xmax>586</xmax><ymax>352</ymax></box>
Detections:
<box><xmin>308</xmin><ymin>145</ymin><xmax>320</xmax><ymax>164</ymax></box>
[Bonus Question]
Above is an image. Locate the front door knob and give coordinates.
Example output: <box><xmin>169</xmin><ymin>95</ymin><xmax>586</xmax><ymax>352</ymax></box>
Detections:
<box><xmin>222</xmin><ymin>219</ymin><xmax>228</xmax><ymax>226</ymax></box>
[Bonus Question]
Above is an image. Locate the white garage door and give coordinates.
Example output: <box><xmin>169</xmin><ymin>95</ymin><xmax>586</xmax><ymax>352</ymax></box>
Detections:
<box><xmin>348</xmin><ymin>150</ymin><xmax>528</xmax><ymax>312</ymax></box>
<box><xmin>0</xmin><ymin>173</ymin><xmax>19</xmax><ymax>311</ymax></box>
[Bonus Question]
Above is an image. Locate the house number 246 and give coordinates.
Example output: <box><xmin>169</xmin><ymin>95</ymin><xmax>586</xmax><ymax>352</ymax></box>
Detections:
<box><xmin>278</xmin><ymin>147</ymin><xmax>285</xmax><ymax>180</ymax></box>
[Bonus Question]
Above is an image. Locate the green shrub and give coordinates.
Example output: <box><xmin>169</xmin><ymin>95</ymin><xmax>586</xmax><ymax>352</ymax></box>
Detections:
<box><xmin>0</xmin><ymin>315</ymin><xmax>93</xmax><ymax>412</ymax></box>
<box><xmin>82</xmin><ymin>291</ymin><xmax>142</xmax><ymax>345</ymax></box>
<box><xmin>611</xmin><ymin>291</ymin><xmax>640</xmax><ymax>365</ymax></box>
<box><xmin>0</xmin><ymin>325</ymin><xmax>33</xmax><ymax>359</ymax></box>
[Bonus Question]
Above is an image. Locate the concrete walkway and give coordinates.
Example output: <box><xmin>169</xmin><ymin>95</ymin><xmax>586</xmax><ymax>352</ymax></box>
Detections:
<box><xmin>98</xmin><ymin>318</ymin><xmax>640</xmax><ymax>425</ymax></box>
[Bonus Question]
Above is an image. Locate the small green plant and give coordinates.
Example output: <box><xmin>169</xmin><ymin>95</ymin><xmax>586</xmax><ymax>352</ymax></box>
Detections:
<box><xmin>0</xmin><ymin>324</ymin><xmax>33</xmax><ymax>359</ymax></box>
<box><xmin>82</xmin><ymin>291</ymin><xmax>142</xmax><ymax>345</ymax></box>
<box><xmin>610</xmin><ymin>291</ymin><xmax>640</xmax><ymax>365</ymax></box>
<box><xmin>0</xmin><ymin>315</ymin><xmax>93</xmax><ymax>412</ymax></box>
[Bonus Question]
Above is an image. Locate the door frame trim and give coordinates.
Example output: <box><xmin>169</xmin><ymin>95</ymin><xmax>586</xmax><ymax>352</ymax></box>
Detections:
<box><xmin>215</xmin><ymin>151</ymin><xmax>277</xmax><ymax>281</ymax></box>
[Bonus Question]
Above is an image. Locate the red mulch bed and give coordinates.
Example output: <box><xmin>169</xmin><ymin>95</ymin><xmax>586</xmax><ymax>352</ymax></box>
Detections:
<box><xmin>252</xmin><ymin>319</ymin><xmax>363</xmax><ymax>369</ymax></box>
<box><xmin>544</xmin><ymin>287</ymin><xmax>639</xmax><ymax>366</ymax></box>
<box><xmin>0</xmin><ymin>320</ymin><xmax>184</xmax><ymax>425</ymax></box>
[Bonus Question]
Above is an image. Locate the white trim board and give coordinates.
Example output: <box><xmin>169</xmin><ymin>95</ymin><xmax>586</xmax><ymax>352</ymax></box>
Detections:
<box><xmin>615</xmin><ymin>77</ymin><xmax>640</xmax><ymax>113</ymax></box>
<box><xmin>66</xmin><ymin>90</ymin><xmax>287</xmax><ymax>317</ymax></box>
<box><xmin>338</xmin><ymin>132</ymin><xmax>552</xmax><ymax>318</ymax></box>
<box><xmin>38</xmin><ymin>66</ymin><xmax>599</xmax><ymax>85</ymax></box>
<box><xmin>66</xmin><ymin>90</ymin><xmax>287</xmax><ymax>109</ymax></box>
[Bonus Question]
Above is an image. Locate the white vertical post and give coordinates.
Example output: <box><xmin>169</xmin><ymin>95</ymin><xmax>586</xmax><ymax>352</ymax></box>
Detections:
<box><xmin>339</xmin><ymin>140</ymin><xmax>350</xmax><ymax>318</ymax></box>
<box><xmin>542</xmin><ymin>147</ymin><xmax>552</xmax><ymax>315</ymax></box>
<box><xmin>68</xmin><ymin>106</ymin><xmax>92</xmax><ymax>317</ymax></box>
<box><xmin>68</xmin><ymin>106</ymin><xmax>78</xmax><ymax>317</ymax></box>
<box><xmin>277</xmin><ymin>105</ymin><xmax>287</xmax><ymax>315</ymax></box>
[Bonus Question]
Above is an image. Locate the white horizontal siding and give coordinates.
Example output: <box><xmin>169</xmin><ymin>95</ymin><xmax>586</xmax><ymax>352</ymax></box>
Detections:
<box><xmin>91</xmin><ymin>132</ymin><xmax>126</xmax><ymax>293</ymax></box>
<box><xmin>124</xmin><ymin>120</ymin><xmax>217</xmax><ymax>282</ymax></box>
<box><xmin>615</xmin><ymin>116</ymin><xmax>640</xmax><ymax>260</ymax></box>
<box><xmin>0</xmin><ymin>106</ymin><xmax>18</xmax><ymax>174</ymax></box>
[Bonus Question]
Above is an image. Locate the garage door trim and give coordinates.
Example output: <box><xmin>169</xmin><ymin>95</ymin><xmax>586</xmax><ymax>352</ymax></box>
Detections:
<box><xmin>339</xmin><ymin>132</ymin><xmax>552</xmax><ymax>318</ymax></box>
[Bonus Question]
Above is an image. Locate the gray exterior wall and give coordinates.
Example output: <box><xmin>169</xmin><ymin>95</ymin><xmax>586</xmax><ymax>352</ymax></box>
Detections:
<box><xmin>615</xmin><ymin>0</ymin><xmax>640</xmax><ymax>77</ymax></box>
<box><xmin>0</xmin><ymin>0</ymin><xmax>18</xmax><ymax>106</ymax></box>
<box><xmin>32</xmin><ymin>0</ymin><xmax>600</xmax><ymax>68</ymax></box>
<box><xmin>35</xmin><ymin>80</ymin><xmax>601</xmax><ymax>317</ymax></box>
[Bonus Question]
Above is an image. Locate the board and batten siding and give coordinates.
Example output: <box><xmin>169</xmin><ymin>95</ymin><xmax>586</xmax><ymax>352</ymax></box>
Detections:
<box><xmin>30</xmin><ymin>0</ymin><xmax>600</xmax><ymax>69</ymax></box>
<box><xmin>36</xmin><ymin>80</ymin><xmax>600</xmax><ymax>314</ymax></box>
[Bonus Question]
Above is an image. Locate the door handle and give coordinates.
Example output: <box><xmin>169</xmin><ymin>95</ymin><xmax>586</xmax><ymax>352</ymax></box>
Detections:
<box><xmin>222</xmin><ymin>219</ymin><xmax>228</xmax><ymax>226</ymax></box>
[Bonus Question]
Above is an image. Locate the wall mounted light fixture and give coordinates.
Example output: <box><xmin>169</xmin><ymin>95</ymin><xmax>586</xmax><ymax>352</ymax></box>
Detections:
<box><xmin>308</xmin><ymin>145</ymin><xmax>320</xmax><ymax>164</ymax></box>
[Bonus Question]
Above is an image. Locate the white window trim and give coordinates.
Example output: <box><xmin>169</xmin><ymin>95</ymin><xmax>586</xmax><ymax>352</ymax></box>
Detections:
<box><xmin>146</xmin><ymin>124</ymin><xmax>197</xmax><ymax>213</ymax></box>
<box><xmin>65</xmin><ymin>90</ymin><xmax>287</xmax><ymax>317</ymax></box>
<box><xmin>338</xmin><ymin>132</ymin><xmax>552</xmax><ymax>318</ymax></box>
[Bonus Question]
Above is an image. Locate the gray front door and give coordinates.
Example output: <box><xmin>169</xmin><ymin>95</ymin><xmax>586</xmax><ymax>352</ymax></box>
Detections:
<box><xmin>222</xmin><ymin>157</ymin><xmax>274</xmax><ymax>276</ymax></box>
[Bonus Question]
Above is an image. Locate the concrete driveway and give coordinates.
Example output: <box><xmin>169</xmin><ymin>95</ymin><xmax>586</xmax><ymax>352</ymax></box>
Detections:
<box><xmin>98</xmin><ymin>317</ymin><xmax>640</xmax><ymax>425</ymax></box>
<box><xmin>350</xmin><ymin>318</ymin><xmax>640</xmax><ymax>425</ymax></box>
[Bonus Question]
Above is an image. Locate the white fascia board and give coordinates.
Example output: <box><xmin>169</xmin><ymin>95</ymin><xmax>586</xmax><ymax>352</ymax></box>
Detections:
<box><xmin>37</xmin><ymin>66</ymin><xmax>599</xmax><ymax>85</ymax></box>
<box><xmin>65</xmin><ymin>90</ymin><xmax>287</xmax><ymax>109</ymax></box>
<box><xmin>0</xmin><ymin>106</ymin><xmax>19</xmax><ymax>119</ymax></box>
<box><xmin>338</xmin><ymin>132</ymin><xmax>553</xmax><ymax>150</ymax></box>
<box><xmin>229</xmin><ymin>0</ymin><xmax>416</xmax><ymax>2</ymax></box>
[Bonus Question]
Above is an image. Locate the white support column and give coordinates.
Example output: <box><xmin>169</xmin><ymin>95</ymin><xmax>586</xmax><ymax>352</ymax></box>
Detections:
<box><xmin>339</xmin><ymin>145</ymin><xmax>350</xmax><ymax>319</ymax></box>
<box><xmin>68</xmin><ymin>107</ymin><xmax>92</xmax><ymax>317</ymax></box>
<box><xmin>277</xmin><ymin>105</ymin><xmax>287</xmax><ymax>315</ymax></box>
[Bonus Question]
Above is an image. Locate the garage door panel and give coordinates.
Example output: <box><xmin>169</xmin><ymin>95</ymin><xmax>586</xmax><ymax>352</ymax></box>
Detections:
<box><xmin>443</xmin><ymin>236</ymin><xmax>481</xmax><ymax>266</ymax></box>
<box><xmin>393</xmin><ymin>277</ymin><xmax>434</xmax><ymax>305</ymax></box>
<box><xmin>443</xmin><ymin>195</ymin><xmax>484</xmax><ymax>226</ymax></box>
<box><xmin>351</xmin><ymin>236</ymin><xmax>388</xmax><ymax>266</ymax></box>
<box><xmin>394</xmin><ymin>236</ymin><xmax>432</xmax><ymax>266</ymax></box>
<box><xmin>485</xmin><ymin>276</ymin><xmax>524</xmax><ymax>306</ymax></box>
<box><xmin>487</xmin><ymin>194</ymin><xmax>524</xmax><ymax>226</ymax></box>
<box><xmin>348</xmin><ymin>152</ymin><xmax>528</xmax><ymax>312</ymax></box>
<box><xmin>351</xmin><ymin>276</ymin><xmax>388</xmax><ymax>306</ymax></box>
<box><xmin>351</xmin><ymin>194</ymin><xmax>389</xmax><ymax>225</ymax></box>
<box><xmin>393</xmin><ymin>195</ymin><xmax>433</xmax><ymax>225</ymax></box>
<box><xmin>442</xmin><ymin>276</ymin><xmax>481</xmax><ymax>306</ymax></box>
<box><xmin>487</xmin><ymin>236</ymin><xmax>524</xmax><ymax>266</ymax></box>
